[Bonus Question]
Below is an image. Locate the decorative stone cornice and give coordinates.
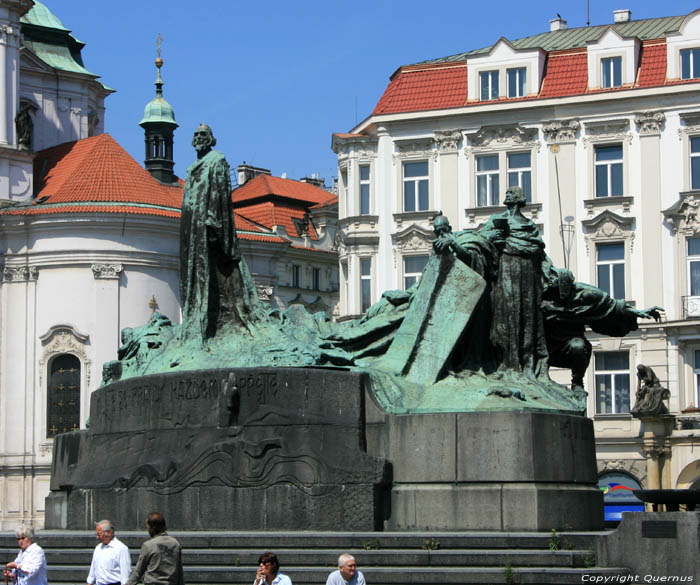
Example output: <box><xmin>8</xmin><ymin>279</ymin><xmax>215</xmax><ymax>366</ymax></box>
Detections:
<box><xmin>466</xmin><ymin>124</ymin><xmax>538</xmax><ymax>147</ymax></box>
<box><xmin>662</xmin><ymin>190</ymin><xmax>700</xmax><ymax>234</ymax></box>
<box><xmin>91</xmin><ymin>263</ymin><xmax>123</xmax><ymax>280</ymax></box>
<box><xmin>582</xmin><ymin>209</ymin><xmax>636</xmax><ymax>255</ymax></box>
<box><xmin>542</xmin><ymin>119</ymin><xmax>580</xmax><ymax>143</ymax></box>
<box><xmin>433</xmin><ymin>130</ymin><xmax>462</xmax><ymax>153</ymax></box>
<box><xmin>678</xmin><ymin>111</ymin><xmax>700</xmax><ymax>140</ymax></box>
<box><xmin>3</xmin><ymin>265</ymin><xmax>37</xmax><ymax>282</ymax></box>
<box><xmin>392</xmin><ymin>138</ymin><xmax>436</xmax><ymax>164</ymax></box>
<box><xmin>634</xmin><ymin>111</ymin><xmax>665</xmax><ymax>136</ymax></box>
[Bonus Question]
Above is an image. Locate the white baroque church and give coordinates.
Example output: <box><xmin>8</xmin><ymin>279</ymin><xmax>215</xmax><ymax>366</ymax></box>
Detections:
<box><xmin>0</xmin><ymin>0</ymin><xmax>338</xmax><ymax>528</ymax></box>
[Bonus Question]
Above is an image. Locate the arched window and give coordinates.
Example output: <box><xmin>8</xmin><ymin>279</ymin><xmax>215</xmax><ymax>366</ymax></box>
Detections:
<box><xmin>46</xmin><ymin>354</ymin><xmax>80</xmax><ymax>438</ymax></box>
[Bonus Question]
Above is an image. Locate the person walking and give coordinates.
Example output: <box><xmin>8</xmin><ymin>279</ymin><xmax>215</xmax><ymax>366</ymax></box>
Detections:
<box><xmin>125</xmin><ymin>513</ymin><xmax>183</xmax><ymax>585</ymax></box>
<box><xmin>87</xmin><ymin>520</ymin><xmax>131</xmax><ymax>585</ymax></box>
<box><xmin>3</xmin><ymin>526</ymin><xmax>47</xmax><ymax>585</ymax></box>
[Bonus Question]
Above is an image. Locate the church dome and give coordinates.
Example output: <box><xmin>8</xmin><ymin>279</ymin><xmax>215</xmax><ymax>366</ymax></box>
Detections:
<box><xmin>140</xmin><ymin>94</ymin><xmax>177</xmax><ymax>127</ymax></box>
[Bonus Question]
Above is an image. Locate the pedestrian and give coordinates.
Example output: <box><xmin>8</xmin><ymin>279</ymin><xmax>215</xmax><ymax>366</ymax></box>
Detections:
<box><xmin>125</xmin><ymin>513</ymin><xmax>183</xmax><ymax>585</ymax></box>
<box><xmin>87</xmin><ymin>520</ymin><xmax>131</xmax><ymax>585</ymax></box>
<box><xmin>253</xmin><ymin>552</ymin><xmax>291</xmax><ymax>585</ymax></box>
<box><xmin>3</xmin><ymin>526</ymin><xmax>47</xmax><ymax>585</ymax></box>
<box><xmin>325</xmin><ymin>554</ymin><xmax>365</xmax><ymax>585</ymax></box>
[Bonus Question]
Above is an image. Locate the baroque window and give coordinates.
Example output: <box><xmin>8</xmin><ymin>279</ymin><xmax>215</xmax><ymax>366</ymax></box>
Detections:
<box><xmin>597</xmin><ymin>242</ymin><xmax>625</xmax><ymax>299</ymax></box>
<box><xmin>47</xmin><ymin>354</ymin><xmax>81</xmax><ymax>438</ymax></box>
<box><xmin>595</xmin><ymin>144</ymin><xmax>623</xmax><ymax>197</ymax></box>
<box><xmin>595</xmin><ymin>351</ymin><xmax>631</xmax><ymax>414</ymax></box>
<box><xmin>402</xmin><ymin>161</ymin><xmax>429</xmax><ymax>212</ymax></box>
<box><xmin>403</xmin><ymin>255</ymin><xmax>429</xmax><ymax>289</ymax></box>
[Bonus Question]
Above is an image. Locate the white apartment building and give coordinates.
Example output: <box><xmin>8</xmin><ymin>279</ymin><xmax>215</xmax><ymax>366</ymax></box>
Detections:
<box><xmin>333</xmin><ymin>8</ymin><xmax>700</xmax><ymax>518</ymax></box>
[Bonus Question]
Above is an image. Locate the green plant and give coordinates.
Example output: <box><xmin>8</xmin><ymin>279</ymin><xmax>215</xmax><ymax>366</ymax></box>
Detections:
<box><xmin>374</xmin><ymin>538</ymin><xmax>381</xmax><ymax>550</ymax></box>
<box><xmin>422</xmin><ymin>538</ymin><xmax>440</xmax><ymax>550</ymax></box>
<box><xmin>362</xmin><ymin>540</ymin><xmax>372</xmax><ymax>550</ymax></box>
<box><xmin>583</xmin><ymin>555</ymin><xmax>595</xmax><ymax>568</ymax></box>
<box><xmin>549</xmin><ymin>528</ymin><xmax>560</xmax><ymax>551</ymax></box>
<box><xmin>504</xmin><ymin>556</ymin><xmax>514</xmax><ymax>585</ymax></box>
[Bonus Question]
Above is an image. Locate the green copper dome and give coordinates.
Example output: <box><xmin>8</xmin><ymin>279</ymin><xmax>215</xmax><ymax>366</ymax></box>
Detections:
<box><xmin>139</xmin><ymin>92</ymin><xmax>177</xmax><ymax>127</ymax></box>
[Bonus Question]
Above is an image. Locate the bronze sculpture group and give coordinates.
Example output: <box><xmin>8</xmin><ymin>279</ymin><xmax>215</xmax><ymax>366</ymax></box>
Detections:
<box><xmin>103</xmin><ymin>127</ymin><xmax>663</xmax><ymax>415</ymax></box>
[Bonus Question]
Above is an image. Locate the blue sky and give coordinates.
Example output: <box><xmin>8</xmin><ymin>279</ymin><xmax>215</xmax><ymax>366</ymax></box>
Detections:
<box><xmin>50</xmin><ymin>0</ymin><xmax>700</xmax><ymax>187</ymax></box>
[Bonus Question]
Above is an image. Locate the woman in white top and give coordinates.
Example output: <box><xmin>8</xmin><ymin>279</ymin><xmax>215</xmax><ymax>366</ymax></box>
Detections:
<box><xmin>3</xmin><ymin>525</ymin><xmax>48</xmax><ymax>585</ymax></box>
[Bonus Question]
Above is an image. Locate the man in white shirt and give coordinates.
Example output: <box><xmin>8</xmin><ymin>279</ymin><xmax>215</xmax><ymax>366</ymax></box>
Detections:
<box><xmin>86</xmin><ymin>520</ymin><xmax>131</xmax><ymax>585</ymax></box>
<box><xmin>325</xmin><ymin>554</ymin><xmax>365</xmax><ymax>585</ymax></box>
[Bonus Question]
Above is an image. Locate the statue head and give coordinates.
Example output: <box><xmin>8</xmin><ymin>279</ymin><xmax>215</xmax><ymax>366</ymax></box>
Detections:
<box><xmin>433</xmin><ymin>213</ymin><xmax>452</xmax><ymax>237</ymax></box>
<box><xmin>504</xmin><ymin>186</ymin><xmax>527</xmax><ymax>208</ymax></box>
<box><xmin>192</xmin><ymin>123</ymin><xmax>216</xmax><ymax>156</ymax></box>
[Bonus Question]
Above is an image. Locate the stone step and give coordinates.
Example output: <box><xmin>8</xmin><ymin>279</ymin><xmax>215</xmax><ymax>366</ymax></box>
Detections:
<box><xmin>44</xmin><ymin>565</ymin><xmax>631</xmax><ymax>585</ymax></box>
<box><xmin>11</xmin><ymin>547</ymin><xmax>596</xmax><ymax>568</ymax></box>
<box><xmin>0</xmin><ymin>530</ymin><xmax>601</xmax><ymax>550</ymax></box>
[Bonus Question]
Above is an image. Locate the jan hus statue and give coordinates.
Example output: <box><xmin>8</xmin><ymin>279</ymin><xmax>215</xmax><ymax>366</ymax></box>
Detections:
<box><xmin>180</xmin><ymin>124</ymin><xmax>262</xmax><ymax>341</ymax></box>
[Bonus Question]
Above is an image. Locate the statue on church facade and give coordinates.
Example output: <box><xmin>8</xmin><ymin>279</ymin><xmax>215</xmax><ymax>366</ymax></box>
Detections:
<box><xmin>180</xmin><ymin>124</ymin><xmax>263</xmax><ymax>341</ymax></box>
<box><xmin>15</xmin><ymin>101</ymin><xmax>35</xmax><ymax>151</ymax></box>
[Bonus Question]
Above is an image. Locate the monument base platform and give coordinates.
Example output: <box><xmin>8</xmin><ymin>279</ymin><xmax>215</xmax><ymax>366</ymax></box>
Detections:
<box><xmin>365</xmin><ymin>406</ymin><xmax>604</xmax><ymax>531</ymax></box>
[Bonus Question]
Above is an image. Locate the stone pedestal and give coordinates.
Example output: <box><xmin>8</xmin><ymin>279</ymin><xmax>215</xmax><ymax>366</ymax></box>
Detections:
<box><xmin>45</xmin><ymin>368</ymin><xmax>390</xmax><ymax>530</ymax></box>
<box><xmin>365</xmin><ymin>396</ymin><xmax>604</xmax><ymax>531</ymax></box>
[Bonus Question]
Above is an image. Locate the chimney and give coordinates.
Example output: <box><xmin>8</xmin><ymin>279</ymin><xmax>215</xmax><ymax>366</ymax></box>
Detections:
<box><xmin>550</xmin><ymin>16</ymin><xmax>567</xmax><ymax>31</ymax></box>
<box><xmin>613</xmin><ymin>9</ymin><xmax>631</xmax><ymax>23</ymax></box>
<box><xmin>300</xmin><ymin>174</ymin><xmax>326</xmax><ymax>188</ymax></box>
<box><xmin>236</xmin><ymin>163</ymin><xmax>271</xmax><ymax>186</ymax></box>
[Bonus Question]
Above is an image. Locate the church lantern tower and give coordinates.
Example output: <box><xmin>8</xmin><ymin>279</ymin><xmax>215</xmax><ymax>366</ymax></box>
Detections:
<box><xmin>139</xmin><ymin>38</ymin><xmax>178</xmax><ymax>184</ymax></box>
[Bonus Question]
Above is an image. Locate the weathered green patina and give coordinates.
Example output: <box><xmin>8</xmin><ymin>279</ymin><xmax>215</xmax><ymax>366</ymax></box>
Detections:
<box><xmin>106</xmin><ymin>169</ymin><xmax>660</xmax><ymax>415</ymax></box>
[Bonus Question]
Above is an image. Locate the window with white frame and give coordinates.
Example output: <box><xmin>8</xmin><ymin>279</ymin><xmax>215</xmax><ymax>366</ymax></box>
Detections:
<box><xmin>292</xmin><ymin>264</ymin><xmax>300</xmax><ymax>288</ymax></box>
<box><xmin>595</xmin><ymin>144</ymin><xmax>623</xmax><ymax>197</ymax></box>
<box><xmin>360</xmin><ymin>257</ymin><xmax>372</xmax><ymax>312</ymax></box>
<box><xmin>341</xmin><ymin>260</ymin><xmax>348</xmax><ymax>309</ymax></box>
<box><xmin>480</xmin><ymin>70</ymin><xmax>499</xmax><ymax>101</ymax></box>
<box><xmin>691</xmin><ymin>137</ymin><xmax>700</xmax><ymax>190</ymax></box>
<box><xmin>688</xmin><ymin>237</ymin><xmax>700</xmax><ymax>296</ymax></box>
<box><xmin>595</xmin><ymin>351</ymin><xmax>631</xmax><ymax>414</ymax></box>
<box><xmin>507</xmin><ymin>67</ymin><xmax>526</xmax><ymax>98</ymax></box>
<box><xmin>597</xmin><ymin>243</ymin><xmax>625</xmax><ymax>299</ymax></box>
<box><xmin>507</xmin><ymin>152</ymin><xmax>532</xmax><ymax>202</ymax></box>
<box><xmin>601</xmin><ymin>56</ymin><xmax>622</xmax><ymax>88</ymax></box>
<box><xmin>476</xmin><ymin>154</ymin><xmax>499</xmax><ymax>207</ymax></box>
<box><xmin>340</xmin><ymin>168</ymin><xmax>348</xmax><ymax>214</ymax></box>
<box><xmin>403</xmin><ymin>161</ymin><xmax>429</xmax><ymax>212</ymax></box>
<box><xmin>694</xmin><ymin>349</ymin><xmax>700</xmax><ymax>406</ymax></box>
<box><xmin>681</xmin><ymin>48</ymin><xmax>700</xmax><ymax>80</ymax></box>
<box><xmin>359</xmin><ymin>164</ymin><xmax>371</xmax><ymax>215</ymax></box>
<box><xmin>312</xmin><ymin>267</ymin><xmax>320</xmax><ymax>291</ymax></box>
<box><xmin>403</xmin><ymin>255</ymin><xmax>429</xmax><ymax>289</ymax></box>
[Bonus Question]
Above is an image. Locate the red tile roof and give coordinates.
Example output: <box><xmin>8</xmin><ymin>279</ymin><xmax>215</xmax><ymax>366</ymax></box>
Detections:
<box><xmin>32</xmin><ymin>134</ymin><xmax>183</xmax><ymax>210</ymax></box>
<box><xmin>237</xmin><ymin>200</ymin><xmax>320</xmax><ymax>240</ymax></box>
<box><xmin>373</xmin><ymin>63</ymin><xmax>467</xmax><ymax>115</ymax></box>
<box><xmin>1</xmin><ymin>204</ymin><xmax>181</xmax><ymax>218</ymax></box>
<box><xmin>539</xmin><ymin>48</ymin><xmax>588</xmax><ymax>98</ymax></box>
<box><xmin>636</xmin><ymin>40</ymin><xmax>667</xmax><ymax>87</ymax></box>
<box><xmin>233</xmin><ymin>174</ymin><xmax>336</xmax><ymax>207</ymax></box>
<box><xmin>366</xmin><ymin>38</ymin><xmax>694</xmax><ymax>117</ymax></box>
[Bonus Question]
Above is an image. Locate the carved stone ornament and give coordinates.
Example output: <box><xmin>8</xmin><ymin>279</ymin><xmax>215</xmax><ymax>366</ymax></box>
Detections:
<box><xmin>597</xmin><ymin>459</ymin><xmax>646</xmax><ymax>484</ymax></box>
<box><xmin>542</xmin><ymin>119</ymin><xmax>580</xmax><ymax>143</ymax></box>
<box><xmin>434</xmin><ymin>130</ymin><xmax>462</xmax><ymax>153</ymax></box>
<box><xmin>582</xmin><ymin>209</ymin><xmax>635</xmax><ymax>255</ymax></box>
<box><xmin>390</xmin><ymin>224</ymin><xmax>434</xmax><ymax>268</ymax></box>
<box><xmin>3</xmin><ymin>265</ymin><xmax>38</xmax><ymax>282</ymax></box>
<box><xmin>38</xmin><ymin>324</ymin><xmax>91</xmax><ymax>399</ymax></box>
<box><xmin>467</xmin><ymin>124</ymin><xmax>538</xmax><ymax>147</ymax></box>
<box><xmin>583</xmin><ymin>119</ymin><xmax>632</xmax><ymax>147</ymax></box>
<box><xmin>678</xmin><ymin>111</ymin><xmax>700</xmax><ymax>140</ymax></box>
<box><xmin>662</xmin><ymin>192</ymin><xmax>700</xmax><ymax>234</ymax></box>
<box><xmin>392</xmin><ymin>139</ymin><xmax>437</xmax><ymax>164</ymax></box>
<box><xmin>91</xmin><ymin>263</ymin><xmax>123</xmax><ymax>279</ymax></box>
<box><xmin>0</xmin><ymin>24</ymin><xmax>21</xmax><ymax>49</ymax></box>
<box><xmin>634</xmin><ymin>111</ymin><xmax>665</xmax><ymax>135</ymax></box>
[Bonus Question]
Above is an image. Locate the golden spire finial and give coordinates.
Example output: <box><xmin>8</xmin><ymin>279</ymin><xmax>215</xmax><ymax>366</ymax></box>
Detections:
<box><xmin>155</xmin><ymin>33</ymin><xmax>163</xmax><ymax>69</ymax></box>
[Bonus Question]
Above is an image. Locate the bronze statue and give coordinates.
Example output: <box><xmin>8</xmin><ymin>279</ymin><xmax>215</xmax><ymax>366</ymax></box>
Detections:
<box><xmin>180</xmin><ymin>124</ymin><xmax>262</xmax><ymax>341</ymax></box>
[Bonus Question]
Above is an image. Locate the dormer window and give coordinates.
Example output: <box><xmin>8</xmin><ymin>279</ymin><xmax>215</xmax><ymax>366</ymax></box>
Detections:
<box><xmin>507</xmin><ymin>67</ymin><xmax>526</xmax><ymax>98</ymax></box>
<box><xmin>480</xmin><ymin>71</ymin><xmax>499</xmax><ymax>101</ymax></box>
<box><xmin>601</xmin><ymin>57</ymin><xmax>622</xmax><ymax>88</ymax></box>
<box><xmin>681</xmin><ymin>48</ymin><xmax>700</xmax><ymax>80</ymax></box>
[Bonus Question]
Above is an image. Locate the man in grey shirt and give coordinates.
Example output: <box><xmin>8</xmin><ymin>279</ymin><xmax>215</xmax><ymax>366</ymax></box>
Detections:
<box><xmin>325</xmin><ymin>554</ymin><xmax>365</xmax><ymax>585</ymax></box>
<box><xmin>125</xmin><ymin>513</ymin><xmax>183</xmax><ymax>585</ymax></box>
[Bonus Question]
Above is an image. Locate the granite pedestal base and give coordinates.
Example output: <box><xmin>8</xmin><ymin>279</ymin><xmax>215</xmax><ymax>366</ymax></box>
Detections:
<box><xmin>365</xmin><ymin>400</ymin><xmax>604</xmax><ymax>531</ymax></box>
<box><xmin>45</xmin><ymin>368</ymin><xmax>390</xmax><ymax>530</ymax></box>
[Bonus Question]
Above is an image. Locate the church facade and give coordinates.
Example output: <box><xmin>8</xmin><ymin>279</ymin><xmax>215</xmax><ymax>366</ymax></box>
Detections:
<box><xmin>333</xmin><ymin>8</ymin><xmax>700</xmax><ymax>518</ymax></box>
